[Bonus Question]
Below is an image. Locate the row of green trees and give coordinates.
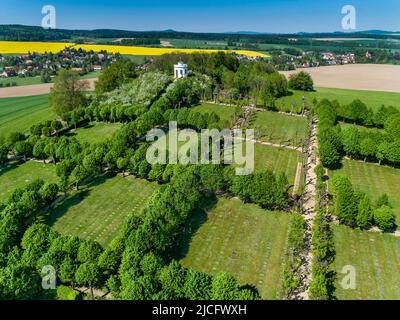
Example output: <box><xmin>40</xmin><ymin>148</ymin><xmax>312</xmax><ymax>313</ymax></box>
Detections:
<box><xmin>281</xmin><ymin>213</ymin><xmax>305</xmax><ymax>298</ymax></box>
<box><xmin>331</xmin><ymin>175</ymin><xmax>396</xmax><ymax>231</ymax></box>
<box><xmin>308</xmin><ymin>164</ymin><xmax>335</xmax><ymax>300</ymax></box>
<box><xmin>0</xmin><ymin>180</ymin><xmax>59</xmax><ymax>299</ymax></box>
<box><xmin>316</xmin><ymin>99</ymin><xmax>400</xmax><ymax>168</ymax></box>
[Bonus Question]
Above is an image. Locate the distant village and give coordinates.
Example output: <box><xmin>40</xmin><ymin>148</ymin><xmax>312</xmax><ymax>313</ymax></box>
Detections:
<box><xmin>272</xmin><ymin>47</ymin><xmax>375</xmax><ymax>71</ymax></box>
<box><xmin>0</xmin><ymin>48</ymin><xmax>121</xmax><ymax>83</ymax></box>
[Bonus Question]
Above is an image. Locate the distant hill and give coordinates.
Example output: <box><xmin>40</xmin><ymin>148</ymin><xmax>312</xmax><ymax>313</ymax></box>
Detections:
<box><xmin>0</xmin><ymin>24</ymin><xmax>398</xmax><ymax>42</ymax></box>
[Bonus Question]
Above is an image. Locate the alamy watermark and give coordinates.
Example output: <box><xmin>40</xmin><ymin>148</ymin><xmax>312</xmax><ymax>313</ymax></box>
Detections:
<box><xmin>342</xmin><ymin>5</ymin><xmax>356</xmax><ymax>30</ymax></box>
<box><xmin>42</xmin><ymin>5</ymin><xmax>56</xmax><ymax>29</ymax></box>
<box><xmin>146</xmin><ymin>122</ymin><xmax>255</xmax><ymax>175</ymax></box>
<box><xmin>340</xmin><ymin>265</ymin><xmax>357</xmax><ymax>290</ymax></box>
<box><xmin>41</xmin><ymin>265</ymin><xmax>56</xmax><ymax>290</ymax></box>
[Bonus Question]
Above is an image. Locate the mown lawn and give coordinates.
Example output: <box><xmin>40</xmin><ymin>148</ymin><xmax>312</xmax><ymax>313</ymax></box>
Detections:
<box><xmin>333</xmin><ymin>224</ymin><xmax>400</xmax><ymax>300</ymax></box>
<box><xmin>0</xmin><ymin>94</ymin><xmax>54</xmax><ymax>137</ymax></box>
<box><xmin>46</xmin><ymin>174</ymin><xmax>158</xmax><ymax>247</ymax></box>
<box><xmin>191</xmin><ymin>102</ymin><xmax>238</xmax><ymax>125</ymax></box>
<box><xmin>177</xmin><ymin>196</ymin><xmax>291</xmax><ymax>300</ymax></box>
<box><xmin>246</xmin><ymin>110</ymin><xmax>307</xmax><ymax>147</ymax></box>
<box><xmin>0</xmin><ymin>160</ymin><xmax>58</xmax><ymax>201</ymax></box>
<box><xmin>71</xmin><ymin>122</ymin><xmax>123</xmax><ymax>145</ymax></box>
<box><xmin>329</xmin><ymin>159</ymin><xmax>400</xmax><ymax>229</ymax></box>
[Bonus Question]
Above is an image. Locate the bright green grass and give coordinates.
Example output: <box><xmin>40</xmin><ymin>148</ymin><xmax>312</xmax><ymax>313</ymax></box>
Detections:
<box><xmin>0</xmin><ymin>94</ymin><xmax>54</xmax><ymax>137</ymax></box>
<box><xmin>254</xmin><ymin>144</ymin><xmax>302</xmax><ymax>184</ymax></box>
<box><xmin>191</xmin><ymin>102</ymin><xmax>237</xmax><ymax>124</ymax></box>
<box><xmin>47</xmin><ymin>174</ymin><xmax>158</xmax><ymax>247</ymax></box>
<box><xmin>330</xmin><ymin>159</ymin><xmax>400</xmax><ymax>228</ymax></box>
<box><xmin>71</xmin><ymin>122</ymin><xmax>122</xmax><ymax>144</ymax></box>
<box><xmin>177</xmin><ymin>196</ymin><xmax>291</xmax><ymax>300</ymax></box>
<box><xmin>274</xmin><ymin>88</ymin><xmax>400</xmax><ymax>113</ymax></box>
<box><xmin>333</xmin><ymin>224</ymin><xmax>400</xmax><ymax>300</ymax></box>
<box><xmin>247</xmin><ymin>110</ymin><xmax>307</xmax><ymax>147</ymax></box>
<box><xmin>0</xmin><ymin>161</ymin><xmax>57</xmax><ymax>201</ymax></box>
<box><xmin>0</xmin><ymin>71</ymin><xmax>100</xmax><ymax>87</ymax></box>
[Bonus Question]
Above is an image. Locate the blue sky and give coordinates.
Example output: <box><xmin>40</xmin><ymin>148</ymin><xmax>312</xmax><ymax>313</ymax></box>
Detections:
<box><xmin>0</xmin><ymin>0</ymin><xmax>399</xmax><ymax>33</ymax></box>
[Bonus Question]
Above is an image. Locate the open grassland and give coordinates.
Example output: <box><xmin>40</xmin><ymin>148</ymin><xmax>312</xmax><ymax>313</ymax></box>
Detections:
<box><xmin>247</xmin><ymin>110</ymin><xmax>307</xmax><ymax>147</ymax></box>
<box><xmin>71</xmin><ymin>122</ymin><xmax>123</xmax><ymax>145</ymax></box>
<box><xmin>329</xmin><ymin>159</ymin><xmax>400</xmax><ymax>229</ymax></box>
<box><xmin>0</xmin><ymin>94</ymin><xmax>54</xmax><ymax>136</ymax></box>
<box><xmin>253</xmin><ymin>144</ymin><xmax>301</xmax><ymax>184</ymax></box>
<box><xmin>177</xmin><ymin>196</ymin><xmax>291</xmax><ymax>299</ymax></box>
<box><xmin>0</xmin><ymin>161</ymin><xmax>58</xmax><ymax>201</ymax></box>
<box><xmin>333</xmin><ymin>224</ymin><xmax>400</xmax><ymax>299</ymax></box>
<box><xmin>0</xmin><ymin>41</ymin><xmax>267</xmax><ymax>58</ymax></box>
<box><xmin>191</xmin><ymin>102</ymin><xmax>238</xmax><ymax>124</ymax></box>
<box><xmin>274</xmin><ymin>88</ymin><xmax>400</xmax><ymax>113</ymax></box>
<box><xmin>0</xmin><ymin>71</ymin><xmax>100</xmax><ymax>87</ymax></box>
<box><xmin>47</xmin><ymin>175</ymin><xmax>158</xmax><ymax>247</ymax></box>
<box><xmin>281</xmin><ymin>64</ymin><xmax>400</xmax><ymax>93</ymax></box>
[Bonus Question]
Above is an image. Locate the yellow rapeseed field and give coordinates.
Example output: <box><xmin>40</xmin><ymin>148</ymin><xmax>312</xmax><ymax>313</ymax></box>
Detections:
<box><xmin>0</xmin><ymin>41</ymin><xmax>268</xmax><ymax>58</ymax></box>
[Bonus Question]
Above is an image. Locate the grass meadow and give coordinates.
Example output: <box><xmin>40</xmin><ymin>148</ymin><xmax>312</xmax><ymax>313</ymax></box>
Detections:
<box><xmin>0</xmin><ymin>161</ymin><xmax>58</xmax><ymax>201</ymax></box>
<box><xmin>0</xmin><ymin>94</ymin><xmax>54</xmax><ymax>137</ymax></box>
<box><xmin>176</xmin><ymin>196</ymin><xmax>291</xmax><ymax>300</ymax></box>
<box><xmin>274</xmin><ymin>88</ymin><xmax>400</xmax><ymax>113</ymax></box>
<box><xmin>247</xmin><ymin>110</ymin><xmax>308</xmax><ymax>147</ymax></box>
<box><xmin>191</xmin><ymin>102</ymin><xmax>238</xmax><ymax>125</ymax></box>
<box><xmin>71</xmin><ymin>122</ymin><xmax>123</xmax><ymax>145</ymax></box>
<box><xmin>46</xmin><ymin>174</ymin><xmax>158</xmax><ymax>247</ymax></box>
<box><xmin>333</xmin><ymin>224</ymin><xmax>400</xmax><ymax>299</ymax></box>
<box><xmin>329</xmin><ymin>159</ymin><xmax>400</xmax><ymax>229</ymax></box>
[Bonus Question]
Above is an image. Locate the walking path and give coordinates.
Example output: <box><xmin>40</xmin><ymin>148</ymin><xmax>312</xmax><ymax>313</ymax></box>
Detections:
<box><xmin>296</xmin><ymin>116</ymin><xmax>319</xmax><ymax>300</ymax></box>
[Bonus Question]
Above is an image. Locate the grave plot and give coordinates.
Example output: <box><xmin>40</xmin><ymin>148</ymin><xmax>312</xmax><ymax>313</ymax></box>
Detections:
<box><xmin>333</xmin><ymin>224</ymin><xmax>400</xmax><ymax>299</ymax></box>
<box><xmin>177</xmin><ymin>196</ymin><xmax>291</xmax><ymax>300</ymax></box>
<box><xmin>46</xmin><ymin>174</ymin><xmax>158</xmax><ymax>247</ymax></box>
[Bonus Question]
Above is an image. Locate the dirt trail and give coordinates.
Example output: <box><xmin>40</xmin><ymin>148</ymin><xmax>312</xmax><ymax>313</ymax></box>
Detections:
<box><xmin>296</xmin><ymin>116</ymin><xmax>319</xmax><ymax>300</ymax></box>
<box><xmin>0</xmin><ymin>78</ymin><xmax>97</xmax><ymax>98</ymax></box>
<box><xmin>292</xmin><ymin>162</ymin><xmax>303</xmax><ymax>196</ymax></box>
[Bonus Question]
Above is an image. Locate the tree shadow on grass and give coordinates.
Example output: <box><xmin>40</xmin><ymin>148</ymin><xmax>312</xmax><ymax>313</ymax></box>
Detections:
<box><xmin>0</xmin><ymin>160</ymin><xmax>23</xmax><ymax>176</ymax></box>
<box><xmin>45</xmin><ymin>189</ymin><xmax>90</xmax><ymax>227</ymax></box>
<box><xmin>165</xmin><ymin>194</ymin><xmax>219</xmax><ymax>263</ymax></box>
<box><xmin>44</xmin><ymin>173</ymin><xmax>111</xmax><ymax>226</ymax></box>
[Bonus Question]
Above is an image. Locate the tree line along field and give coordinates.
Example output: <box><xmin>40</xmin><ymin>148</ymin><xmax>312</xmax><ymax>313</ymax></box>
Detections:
<box><xmin>0</xmin><ymin>71</ymin><xmax>101</xmax><ymax>87</ymax></box>
<box><xmin>274</xmin><ymin>88</ymin><xmax>400</xmax><ymax>113</ymax></box>
<box><xmin>0</xmin><ymin>94</ymin><xmax>54</xmax><ymax>136</ymax></box>
<box><xmin>176</xmin><ymin>196</ymin><xmax>291</xmax><ymax>300</ymax></box>
<box><xmin>333</xmin><ymin>224</ymin><xmax>400</xmax><ymax>300</ymax></box>
<box><xmin>0</xmin><ymin>160</ymin><xmax>58</xmax><ymax>201</ymax></box>
<box><xmin>329</xmin><ymin>159</ymin><xmax>400</xmax><ymax>228</ymax></box>
<box><xmin>46</xmin><ymin>174</ymin><xmax>159</xmax><ymax>247</ymax></box>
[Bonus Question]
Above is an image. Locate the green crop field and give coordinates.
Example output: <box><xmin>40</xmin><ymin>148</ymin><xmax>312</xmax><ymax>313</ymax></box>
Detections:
<box><xmin>274</xmin><ymin>88</ymin><xmax>400</xmax><ymax>113</ymax></box>
<box><xmin>0</xmin><ymin>94</ymin><xmax>54</xmax><ymax>137</ymax></box>
<box><xmin>333</xmin><ymin>224</ymin><xmax>400</xmax><ymax>300</ymax></box>
<box><xmin>46</xmin><ymin>174</ymin><xmax>158</xmax><ymax>247</ymax></box>
<box><xmin>191</xmin><ymin>102</ymin><xmax>238</xmax><ymax>124</ymax></box>
<box><xmin>177</xmin><ymin>196</ymin><xmax>291</xmax><ymax>299</ymax></box>
<box><xmin>247</xmin><ymin>110</ymin><xmax>307</xmax><ymax>147</ymax></box>
<box><xmin>0</xmin><ymin>160</ymin><xmax>58</xmax><ymax>201</ymax></box>
<box><xmin>71</xmin><ymin>122</ymin><xmax>123</xmax><ymax>144</ymax></box>
<box><xmin>0</xmin><ymin>71</ymin><xmax>100</xmax><ymax>87</ymax></box>
<box><xmin>329</xmin><ymin>159</ymin><xmax>400</xmax><ymax>228</ymax></box>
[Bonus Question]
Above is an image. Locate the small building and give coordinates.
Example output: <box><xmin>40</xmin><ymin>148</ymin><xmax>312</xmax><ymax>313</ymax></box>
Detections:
<box><xmin>92</xmin><ymin>65</ymin><xmax>102</xmax><ymax>71</ymax></box>
<box><xmin>174</xmin><ymin>61</ymin><xmax>188</xmax><ymax>79</ymax></box>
